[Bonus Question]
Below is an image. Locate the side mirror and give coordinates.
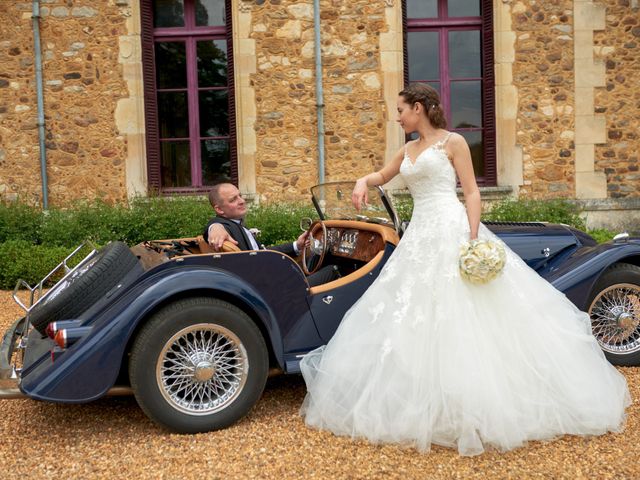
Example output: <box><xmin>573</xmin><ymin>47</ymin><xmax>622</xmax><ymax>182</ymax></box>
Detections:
<box><xmin>300</xmin><ymin>217</ymin><xmax>313</xmax><ymax>232</ymax></box>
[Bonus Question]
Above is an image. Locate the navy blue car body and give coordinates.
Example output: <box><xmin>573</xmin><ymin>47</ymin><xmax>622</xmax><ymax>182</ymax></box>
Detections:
<box><xmin>2</xmin><ymin>182</ymin><xmax>639</xmax><ymax>433</ymax></box>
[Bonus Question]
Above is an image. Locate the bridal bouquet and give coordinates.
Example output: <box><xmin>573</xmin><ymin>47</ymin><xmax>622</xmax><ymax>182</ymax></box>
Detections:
<box><xmin>459</xmin><ymin>239</ymin><xmax>506</xmax><ymax>284</ymax></box>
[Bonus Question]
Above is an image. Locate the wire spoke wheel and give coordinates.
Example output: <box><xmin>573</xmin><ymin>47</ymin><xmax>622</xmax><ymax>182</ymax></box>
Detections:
<box><xmin>157</xmin><ymin>324</ymin><xmax>248</xmax><ymax>415</ymax></box>
<box><xmin>130</xmin><ymin>297</ymin><xmax>268</xmax><ymax>433</ymax></box>
<box><xmin>589</xmin><ymin>283</ymin><xmax>640</xmax><ymax>355</ymax></box>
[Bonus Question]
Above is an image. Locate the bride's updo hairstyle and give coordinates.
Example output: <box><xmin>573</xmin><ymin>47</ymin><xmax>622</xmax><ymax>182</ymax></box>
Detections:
<box><xmin>399</xmin><ymin>83</ymin><xmax>447</xmax><ymax>129</ymax></box>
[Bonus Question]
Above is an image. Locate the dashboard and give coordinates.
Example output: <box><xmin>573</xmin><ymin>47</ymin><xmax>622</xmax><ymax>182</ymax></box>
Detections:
<box><xmin>321</xmin><ymin>227</ymin><xmax>386</xmax><ymax>262</ymax></box>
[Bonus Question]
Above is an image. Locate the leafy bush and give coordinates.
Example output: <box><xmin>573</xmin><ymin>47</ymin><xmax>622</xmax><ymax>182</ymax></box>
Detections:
<box><xmin>0</xmin><ymin>240</ymin><xmax>73</xmax><ymax>290</ymax></box>
<box><xmin>483</xmin><ymin>198</ymin><xmax>586</xmax><ymax>230</ymax></box>
<box><xmin>587</xmin><ymin>228</ymin><xmax>616</xmax><ymax>244</ymax></box>
<box><xmin>0</xmin><ymin>195</ymin><xmax>620</xmax><ymax>290</ymax></box>
<box><xmin>0</xmin><ymin>202</ymin><xmax>42</xmax><ymax>243</ymax></box>
<box><xmin>245</xmin><ymin>203</ymin><xmax>317</xmax><ymax>246</ymax></box>
<box><xmin>391</xmin><ymin>195</ymin><xmax>413</xmax><ymax>222</ymax></box>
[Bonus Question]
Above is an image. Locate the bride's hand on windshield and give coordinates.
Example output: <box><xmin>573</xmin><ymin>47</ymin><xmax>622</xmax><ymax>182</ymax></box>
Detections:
<box><xmin>352</xmin><ymin>179</ymin><xmax>369</xmax><ymax>211</ymax></box>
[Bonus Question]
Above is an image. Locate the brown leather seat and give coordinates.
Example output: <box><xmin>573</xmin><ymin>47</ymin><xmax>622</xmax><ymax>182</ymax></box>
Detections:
<box><xmin>196</xmin><ymin>235</ymin><xmax>241</xmax><ymax>254</ymax></box>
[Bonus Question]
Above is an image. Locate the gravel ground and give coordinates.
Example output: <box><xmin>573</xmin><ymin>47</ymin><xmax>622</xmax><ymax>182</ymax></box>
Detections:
<box><xmin>1</xmin><ymin>290</ymin><xmax>640</xmax><ymax>479</ymax></box>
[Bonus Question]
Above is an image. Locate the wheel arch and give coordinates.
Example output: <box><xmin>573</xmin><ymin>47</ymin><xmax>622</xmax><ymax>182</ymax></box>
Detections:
<box><xmin>586</xmin><ymin>255</ymin><xmax>640</xmax><ymax>305</ymax></box>
<box><xmin>119</xmin><ymin>287</ymin><xmax>282</xmax><ymax>381</ymax></box>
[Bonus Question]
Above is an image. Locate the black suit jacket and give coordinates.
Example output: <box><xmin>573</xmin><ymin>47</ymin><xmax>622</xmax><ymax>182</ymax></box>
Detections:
<box><xmin>203</xmin><ymin>216</ymin><xmax>295</xmax><ymax>256</ymax></box>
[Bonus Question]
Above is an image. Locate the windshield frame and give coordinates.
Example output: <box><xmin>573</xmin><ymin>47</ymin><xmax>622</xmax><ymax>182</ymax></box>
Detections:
<box><xmin>310</xmin><ymin>182</ymin><xmax>399</xmax><ymax>232</ymax></box>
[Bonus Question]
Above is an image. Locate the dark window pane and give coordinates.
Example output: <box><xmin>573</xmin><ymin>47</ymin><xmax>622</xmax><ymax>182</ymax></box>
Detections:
<box><xmin>155</xmin><ymin>42</ymin><xmax>187</xmax><ymax>89</ymax></box>
<box><xmin>458</xmin><ymin>131</ymin><xmax>484</xmax><ymax>176</ymax></box>
<box><xmin>195</xmin><ymin>0</ymin><xmax>225</xmax><ymax>26</ymax></box>
<box><xmin>199</xmin><ymin>90</ymin><xmax>229</xmax><ymax>137</ymax></box>
<box><xmin>197</xmin><ymin>40</ymin><xmax>227</xmax><ymax>87</ymax></box>
<box><xmin>154</xmin><ymin>0</ymin><xmax>185</xmax><ymax>28</ymax></box>
<box><xmin>201</xmin><ymin>140</ymin><xmax>230</xmax><ymax>185</ymax></box>
<box><xmin>448</xmin><ymin>0</ymin><xmax>480</xmax><ymax>17</ymax></box>
<box><xmin>408</xmin><ymin>32</ymin><xmax>439</xmax><ymax>81</ymax></box>
<box><xmin>161</xmin><ymin>141</ymin><xmax>191</xmax><ymax>187</ymax></box>
<box><xmin>449</xmin><ymin>30</ymin><xmax>481</xmax><ymax>78</ymax></box>
<box><xmin>407</xmin><ymin>0</ymin><xmax>437</xmax><ymax>18</ymax></box>
<box><xmin>451</xmin><ymin>81</ymin><xmax>482</xmax><ymax>128</ymax></box>
<box><xmin>158</xmin><ymin>92</ymin><xmax>189</xmax><ymax>138</ymax></box>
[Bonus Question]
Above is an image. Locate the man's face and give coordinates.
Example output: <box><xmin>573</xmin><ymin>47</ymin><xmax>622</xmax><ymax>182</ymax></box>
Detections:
<box><xmin>214</xmin><ymin>184</ymin><xmax>247</xmax><ymax>220</ymax></box>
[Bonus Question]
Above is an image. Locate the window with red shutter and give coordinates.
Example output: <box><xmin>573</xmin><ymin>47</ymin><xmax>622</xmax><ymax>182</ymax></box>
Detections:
<box><xmin>403</xmin><ymin>0</ymin><xmax>496</xmax><ymax>185</ymax></box>
<box><xmin>141</xmin><ymin>0</ymin><xmax>236</xmax><ymax>193</ymax></box>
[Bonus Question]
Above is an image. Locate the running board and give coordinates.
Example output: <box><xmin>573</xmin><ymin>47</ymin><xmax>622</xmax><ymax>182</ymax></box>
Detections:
<box><xmin>0</xmin><ymin>380</ymin><xmax>134</xmax><ymax>400</ymax></box>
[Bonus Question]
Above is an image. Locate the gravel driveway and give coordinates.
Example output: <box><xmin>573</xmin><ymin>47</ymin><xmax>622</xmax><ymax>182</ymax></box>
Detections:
<box><xmin>1</xmin><ymin>290</ymin><xmax>639</xmax><ymax>479</ymax></box>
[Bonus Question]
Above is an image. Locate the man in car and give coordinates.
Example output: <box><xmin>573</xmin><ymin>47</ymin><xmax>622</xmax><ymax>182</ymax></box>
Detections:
<box><xmin>204</xmin><ymin>182</ymin><xmax>338</xmax><ymax>287</ymax></box>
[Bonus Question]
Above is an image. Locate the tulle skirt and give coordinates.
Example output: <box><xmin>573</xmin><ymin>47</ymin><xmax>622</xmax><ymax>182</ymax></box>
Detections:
<box><xmin>299</xmin><ymin>200</ymin><xmax>630</xmax><ymax>456</ymax></box>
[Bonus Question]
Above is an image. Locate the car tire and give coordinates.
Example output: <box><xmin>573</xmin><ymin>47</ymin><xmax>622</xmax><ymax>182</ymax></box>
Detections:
<box><xmin>129</xmin><ymin>297</ymin><xmax>269</xmax><ymax>433</ymax></box>
<box><xmin>29</xmin><ymin>241</ymin><xmax>139</xmax><ymax>335</ymax></box>
<box><xmin>588</xmin><ymin>262</ymin><xmax>640</xmax><ymax>366</ymax></box>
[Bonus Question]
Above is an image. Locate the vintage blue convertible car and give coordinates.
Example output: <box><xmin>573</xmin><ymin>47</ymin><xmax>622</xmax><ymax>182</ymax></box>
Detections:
<box><xmin>1</xmin><ymin>182</ymin><xmax>639</xmax><ymax>433</ymax></box>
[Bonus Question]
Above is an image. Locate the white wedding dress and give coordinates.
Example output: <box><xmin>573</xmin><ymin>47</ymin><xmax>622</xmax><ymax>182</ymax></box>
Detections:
<box><xmin>299</xmin><ymin>134</ymin><xmax>630</xmax><ymax>456</ymax></box>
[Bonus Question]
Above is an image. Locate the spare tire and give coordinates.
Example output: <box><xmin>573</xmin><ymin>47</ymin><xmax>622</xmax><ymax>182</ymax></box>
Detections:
<box><xmin>30</xmin><ymin>241</ymin><xmax>139</xmax><ymax>334</ymax></box>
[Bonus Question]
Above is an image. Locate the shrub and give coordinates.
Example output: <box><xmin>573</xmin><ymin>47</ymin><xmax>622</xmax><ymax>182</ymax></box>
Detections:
<box><xmin>483</xmin><ymin>198</ymin><xmax>586</xmax><ymax>230</ymax></box>
<box><xmin>0</xmin><ymin>240</ymin><xmax>73</xmax><ymax>290</ymax></box>
<box><xmin>587</xmin><ymin>228</ymin><xmax>616</xmax><ymax>244</ymax></box>
<box><xmin>245</xmin><ymin>203</ymin><xmax>317</xmax><ymax>246</ymax></box>
<box><xmin>0</xmin><ymin>202</ymin><xmax>42</xmax><ymax>244</ymax></box>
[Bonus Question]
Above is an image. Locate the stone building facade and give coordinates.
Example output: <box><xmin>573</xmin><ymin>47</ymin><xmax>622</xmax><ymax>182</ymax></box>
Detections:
<box><xmin>0</xmin><ymin>0</ymin><xmax>638</xmax><ymax>229</ymax></box>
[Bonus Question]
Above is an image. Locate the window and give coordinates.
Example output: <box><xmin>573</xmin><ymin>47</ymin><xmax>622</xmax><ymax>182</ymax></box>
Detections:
<box><xmin>141</xmin><ymin>0</ymin><xmax>235</xmax><ymax>192</ymax></box>
<box><xmin>404</xmin><ymin>0</ymin><xmax>496</xmax><ymax>184</ymax></box>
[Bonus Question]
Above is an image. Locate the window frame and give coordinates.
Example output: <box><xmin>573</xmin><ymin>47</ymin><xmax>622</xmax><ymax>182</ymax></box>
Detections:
<box><xmin>403</xmin><ymin>0</ymin><xmax>496</xmax><ymax>185</ymax></box>
<box><xmin>141</xmin><ymin>0</ymin><xmax>237</xmax><ymax>194</ymax></box>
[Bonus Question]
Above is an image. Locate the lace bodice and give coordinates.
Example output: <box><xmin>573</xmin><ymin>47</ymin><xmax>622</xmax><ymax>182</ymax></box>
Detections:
<box><xmin>399</xmin><ymin>133</ymin><xmax>458</xmax><ymax>205</ymax></box>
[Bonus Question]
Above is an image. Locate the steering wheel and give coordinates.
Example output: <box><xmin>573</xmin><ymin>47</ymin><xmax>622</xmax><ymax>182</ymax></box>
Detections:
<box><xmin>302</xmin><ymin>221</ymin><xmax>327</xmax><ymax>275</ymax></box>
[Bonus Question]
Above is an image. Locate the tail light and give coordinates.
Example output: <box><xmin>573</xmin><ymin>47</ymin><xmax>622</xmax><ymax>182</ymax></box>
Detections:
<box><xmin>53</xmin><ymin>326</ymin><xmax>93</xmax><ymax>349</ymax></box>
<box><xmin>45</xmin><ymin>320</ymin><xmax>83</xmax><ymax>339</ymax></box>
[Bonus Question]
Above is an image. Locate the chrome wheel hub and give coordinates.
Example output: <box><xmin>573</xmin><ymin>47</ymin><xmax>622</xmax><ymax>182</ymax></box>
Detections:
<box><xmin>589</xmin><ymin>283</ymin><xmax>640</xmax><ymax>353</ymax></box>
<box><xmin>156</xmin><ymin>323</ymin><xmax>248</xmax><ymax>415</ymax></box>
<box><xmin>193</xmin><ymin>361</ymin><xmax>215</xmax><ymax>382</ymax></box>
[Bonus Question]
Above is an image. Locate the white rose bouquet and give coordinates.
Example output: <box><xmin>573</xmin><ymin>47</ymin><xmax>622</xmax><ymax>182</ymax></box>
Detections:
<box><xmin>459</xmin><ymin>239</ymin><xmax>507</xmax><ymax>284</ymax></box>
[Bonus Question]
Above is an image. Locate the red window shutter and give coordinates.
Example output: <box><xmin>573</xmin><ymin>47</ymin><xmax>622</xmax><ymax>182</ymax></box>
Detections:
<box><xmin>140</xmin><ymin>0</ymin><xmax>161</xmax><ymax>192</ymax></box>
<box><xmin>225</xmin><ymin>0</ymin><xmax>238</xmax><ymax>186</ymax></box>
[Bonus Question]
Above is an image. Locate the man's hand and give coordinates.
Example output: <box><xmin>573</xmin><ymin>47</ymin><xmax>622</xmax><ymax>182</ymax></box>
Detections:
<box><xmin>352</xmin><ymin>179</ymin><xmax>369</xmax><ymax>211</ymax></box>
<box><xmin>208</xmin><ymin>223</ymin><xmax>238</xmax><ymax>251</ymax></box>
<box><xmin>295</xmin><ymin>230</ymin><xmax>311</xmax><ymax>252</ymax></box>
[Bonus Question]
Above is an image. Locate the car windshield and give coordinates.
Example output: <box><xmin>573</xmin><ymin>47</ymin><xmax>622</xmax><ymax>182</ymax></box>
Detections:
<box><xmin>310</xmin><ymin>182</ymin><xmax>396</xmax><ymax>227</ymax></box>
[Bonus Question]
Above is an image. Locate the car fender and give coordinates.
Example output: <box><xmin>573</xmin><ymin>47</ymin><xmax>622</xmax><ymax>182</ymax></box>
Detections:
<box><xmin>20</xmin><ymin>267</ymin><xmax>283</xmax><ymax>403</ymax></box>
<box><xmin>543</xmin><ymin>241</ymin><xmax>640</xmax><ymax>310</ymax></box>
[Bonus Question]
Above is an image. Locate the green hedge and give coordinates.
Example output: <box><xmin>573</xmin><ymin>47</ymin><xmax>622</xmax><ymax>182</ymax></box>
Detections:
<box><xmin>0</xmin><ymin>198</ymin><xmax>317</xmax><ymax>289</ymax></box>
<box><xmin>0</xmin><ymin>196</ymin><xmax>616</xmax><ymax>290</ymax></box>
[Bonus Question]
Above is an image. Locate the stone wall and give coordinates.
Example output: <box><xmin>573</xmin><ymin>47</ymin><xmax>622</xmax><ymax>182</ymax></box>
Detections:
<box><xmin>247</xmin><ymin>0</ymin><xmax>388</xmax><ymax>201</ymax></box>
<box><xmin>0</xmin><ymin>1</ymin><xmax>129</xmax><ymax>206</ymax></box>
<box><xmin>511</xmin><ymin>0</ymin><xmax>577</xmax><ymax>198</ymax></box>
<box><xmin>593</xmin><ymin>0</ymin><xmax>640</xmax><ymax>198</ymax></box>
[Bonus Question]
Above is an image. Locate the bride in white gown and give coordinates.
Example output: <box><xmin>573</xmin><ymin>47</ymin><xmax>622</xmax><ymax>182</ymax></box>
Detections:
<box><xmin>299</xmin><ymin>83</ymin><xmax>630</xmax><ymax>456</ymax></box>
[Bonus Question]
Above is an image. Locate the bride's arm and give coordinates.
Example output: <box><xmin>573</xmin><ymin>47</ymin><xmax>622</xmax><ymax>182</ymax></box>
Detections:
<box><xmin>352</xmin><ymin>146</ymin><xmax>404</xmax><ymax>210</ymax></box>
<box><xmin>449</xmin><ymin>134</ymin><xmax>481</xmax><ymax>240</ymax></box>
